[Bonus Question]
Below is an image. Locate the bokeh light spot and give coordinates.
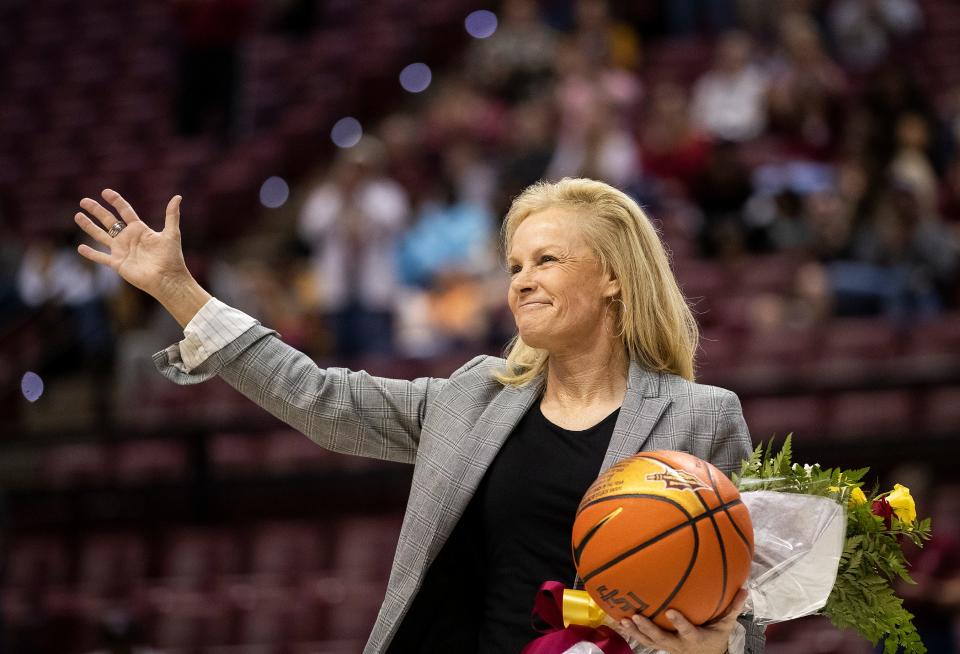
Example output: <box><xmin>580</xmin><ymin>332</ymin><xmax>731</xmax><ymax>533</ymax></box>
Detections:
<box><xmin>399</xmin><ymin>63</ymin><xmax>432</xmax><ymax>93</ymax></box>
<box><xmin>465</xmin><ymin>10</ymin><xmax>497</xmax><ymax>38</ymax></box>
<box><xmin>21</xmin><ymin>371</ymin><xmax>43</xmax><ymax>402</ymax></box>
<box><xmin>331</xmin><ymin>117</ymin><xmax>363</xmax><ymax>148</ymax></box>
<box><xmin>260</xmin><ymin>176</ymin><xmax>290</xmax><ymax>209</ymax></box>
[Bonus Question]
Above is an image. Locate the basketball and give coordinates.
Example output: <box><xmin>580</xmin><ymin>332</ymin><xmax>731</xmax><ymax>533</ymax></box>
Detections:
<box><xmin>571</xmin><ymin>450</ymin><xmax>754</xmax><ymax>630</ymax></box>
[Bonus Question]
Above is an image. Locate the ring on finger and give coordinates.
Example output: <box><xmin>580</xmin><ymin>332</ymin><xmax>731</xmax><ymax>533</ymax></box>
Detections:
<box><xmin>108</xmin><ymin>221</ymin><xmax>126</xmax><ymax>238</ymax></box>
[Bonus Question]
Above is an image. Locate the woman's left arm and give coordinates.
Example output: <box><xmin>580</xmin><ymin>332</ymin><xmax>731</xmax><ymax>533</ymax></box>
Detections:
<box><xmin>612</xmin><ymin>390</ymin><xmax>765</xmax><ymax>654</ymax></box>
<box><xmin>712</xmin><ymin>390</ymin><xmax>766</xmax><ymax>654</ymax></box>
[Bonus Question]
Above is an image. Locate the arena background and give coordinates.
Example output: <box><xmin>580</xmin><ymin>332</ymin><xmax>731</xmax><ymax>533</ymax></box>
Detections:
<box><xmin>0</xmin><ymin>0</ymin><xmax>958</xmax><ymax>652</ymax></box>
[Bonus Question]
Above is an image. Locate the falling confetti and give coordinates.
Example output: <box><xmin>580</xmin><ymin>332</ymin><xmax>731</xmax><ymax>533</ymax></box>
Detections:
<box><xmin>21</xmin><ymin>371</ymin><xmax>43</xmax><ymax>402</ymax></box>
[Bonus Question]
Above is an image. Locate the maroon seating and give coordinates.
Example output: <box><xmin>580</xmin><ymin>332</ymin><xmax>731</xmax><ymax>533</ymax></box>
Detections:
<box><xmin>742</xmin><ymin>395</ymin><xmax>825</xmax><ymax>442</ymax></box>
<box><xmin>829</xmin><ymin>391</ymin><xmax>915</xmax><ymax>439</ymax></box>
<box><xmin>921</xmin><ymin>386</ymin><xmax>960</xmax><ymax>435</ymax></box>
<box><xmin>250</xmin><ymin>522</ymin><xmax>331</xmax><ymax>584</ymax></box>
<box><xmin>77</xmin><ymin>532</ymin><xmax>147</xmax><ymax>597</ymax></box>
<box><xmin>114</xmin><ymin>439</ymin><xmax>187</xmax><ymax>484</ymax></box>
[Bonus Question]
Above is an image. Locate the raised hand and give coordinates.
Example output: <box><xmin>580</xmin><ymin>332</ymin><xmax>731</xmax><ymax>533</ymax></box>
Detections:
<box><xmin>74</xmin><ymin>189</ymin><xmax>210</xmax><ymax>328</ymax></box>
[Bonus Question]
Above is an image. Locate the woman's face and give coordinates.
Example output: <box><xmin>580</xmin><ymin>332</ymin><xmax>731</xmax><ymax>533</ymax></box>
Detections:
<box><xmin>506</xmin><ymin>207</ymin><xmax>619</xmax><ymax>352</ymax></box>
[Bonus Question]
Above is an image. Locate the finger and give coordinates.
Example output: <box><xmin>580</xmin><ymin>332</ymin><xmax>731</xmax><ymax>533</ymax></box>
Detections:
<box><xmin>619</xmin><ymin>619</ymin><xmax>656</xmax><ymax>649</ymax></box>
<box><xmin>164</xmin><ymin>195</ymin><xmax>182</xmax><ymax>233</ymax></box>
<box><xmin>101</xmin><ymin>188</ymin><xmax>142</xmax><ymax>224</ymax></box>
<box><xmin>631</xmin><ymin>613</ymin><xmax>674</xmax><ymax>647</ymax></box>
<box><xmin>77</xmin><ymin>243</ymin><xmax>112</xmax><ymax>267</ymax></box>
<box><xmin>666</xmin><ymin>609</ymin><xmax>697</xmax><ymax>639</ymax></box>
<box><xmin>79</xmin><ymin>197</ymin><xmax>121</xmax><ymax>230</ymax></box>
<box><xmin>718</xmin><ymin>589</ymin><xmax>749</xmax><ymax>625</ymax></box>
<box><xmin>74</xmin><ymin>212</ymin><xmax>112</xmax><ymax>246</ymax></box>
<box><xmin>705</xmin><ymin>589</ymin><xmax>749</xmax><ymax>630</ymax></box>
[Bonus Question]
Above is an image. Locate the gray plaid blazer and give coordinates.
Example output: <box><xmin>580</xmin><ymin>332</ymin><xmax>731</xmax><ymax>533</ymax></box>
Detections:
<box><xmin>154</xmin><ymin>323</ymin><xmax>765</xmax><ymax>654</ymax></box>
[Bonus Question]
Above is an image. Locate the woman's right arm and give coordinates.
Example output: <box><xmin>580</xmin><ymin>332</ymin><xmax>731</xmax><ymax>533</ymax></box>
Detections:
<box><xmin>74</xmin><ymin>190</ymin><xmax>456</xmax><ymax>463</ymax></box>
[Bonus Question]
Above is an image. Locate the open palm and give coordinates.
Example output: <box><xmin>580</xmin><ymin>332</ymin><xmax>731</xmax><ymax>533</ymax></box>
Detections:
<box><xmin>74</xmin><ymin>189</ymin><xmax>188</xmax><ymax>299</ymax></box>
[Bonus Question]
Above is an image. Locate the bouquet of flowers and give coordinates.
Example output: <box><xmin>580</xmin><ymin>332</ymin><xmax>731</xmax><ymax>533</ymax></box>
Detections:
<box><xmin>732</xmin><ymin>436</ymin><xmax>933</xmax><ymax>654</ymax></box>
<box><xmin>526</xmin><ymin>436</ymin><xmax>933</xmax><ymax>654</ymax></box>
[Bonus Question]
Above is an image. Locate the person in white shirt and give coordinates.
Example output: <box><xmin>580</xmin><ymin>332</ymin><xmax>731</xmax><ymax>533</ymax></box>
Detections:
<box><xmin>690</xmin><ymin>31</ymin><xmax>769</xmax><ymax>143</ymax></box>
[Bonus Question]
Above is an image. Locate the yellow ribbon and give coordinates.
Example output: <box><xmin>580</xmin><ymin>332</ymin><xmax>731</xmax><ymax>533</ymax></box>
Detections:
<box><xmin>562</xmin><ymin>589</ymin><xmax>606</xmax><ymax>628</ymax></box>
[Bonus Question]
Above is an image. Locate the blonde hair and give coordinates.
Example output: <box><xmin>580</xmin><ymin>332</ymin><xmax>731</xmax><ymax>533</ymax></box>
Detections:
<box><xmin>494</xmin><ymin>178</ymin><xmax>698</xmax><ymax>386</ymax></box>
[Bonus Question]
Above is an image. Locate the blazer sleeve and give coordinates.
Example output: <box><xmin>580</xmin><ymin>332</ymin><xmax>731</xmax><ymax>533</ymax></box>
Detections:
<box><xmin>153</xmin><ymin>321</ymin><xmax>487</xmax><ymax>464</ymax></box>
<box><xmin>712</xmin><ymin>390</ymin><xmax>766</xmax><ymax>654</ymax></box>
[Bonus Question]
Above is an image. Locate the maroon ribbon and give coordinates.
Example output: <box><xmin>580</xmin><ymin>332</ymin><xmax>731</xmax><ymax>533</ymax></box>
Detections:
<box><xmin>521</xmin><ymin>581</ymin><xmax>633</xmax><ymax>654</ymax></box>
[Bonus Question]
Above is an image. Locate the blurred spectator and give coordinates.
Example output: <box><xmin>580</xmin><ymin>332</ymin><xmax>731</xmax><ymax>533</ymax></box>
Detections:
<box><xmin>693</xmin><ymin>140</ymin><xmax>753</xmax><ymax>258</ymax></box>
<box><xmin>16</xmin><ymin>233</ymin><xmax>121</xmax><ymax>427</ymax></box>
<box><xmin>466</xmin><ymin>0</ymin><xmax>559</xmax><ymax>102</ymax></box>
<box><xmin>666</xmin><ymin>0</ymin><xmax>739</xmax><ymax>34</ymax></box>
<box><xmin>861</xmin><ymin>64</ymin><xmax>950</xmax><ymax>176</ymax></box>
<box><xmin>396</xmin><ymin>176</ymin><xmax>496</xmax><ymax>290</ymax></box>
<box><xmin>547</xmin><ymin>101</ymin><xmax>641</xmax><ymax>189</ymax></box>
<box><xmin>442</xmin><ymin>140</ymin><xmax>498</xmax><ymax>213</ymax></box>
<box><xmin>173</xmin><ymin>0</ymin><xmax>254</xmax><ymax>144</ymax></box>
<box><xmin>380</xmin><ymin>113</ymin><xmax>434</xmax><ymax>205</ymax></box>
<box><xmin>17</xmin><ymin>234</ymin><xmax>121</xmax><ymax>370</ymax></box>
<box><xmin>496</xmin><ymin>98</ymin><xmax>557</xmax><ymax>214</ymax></box>
<box><xmin>690</xmin><ymin>31</ymin><xmax>769</xmax><ymax>142</ymax></box>
<box><xmin>842</xmin><ymin>184</ymin><xmax>958</xmax><ymax>318</ymax></box>
<box><xmin>297</xmin><ymin>138</ymin><xmax>409</xmax><ymax>356</ymax></box>
<box><xmin>828</xmin><ymin>0</ymin><xmax>923</xmax><ymax>71</ymax></box>
<box><xmin>572</xmin><ymin>0</ymin><xmax>643</xmax><ymax>70</ymax></box>
<box><xmin>889</xmin><ymin>113</ymin><xmax>940</xmax><ymax>214</ymax></box>
<box><xmin>806</xmin><ymin>188</ymin><xmax>858</xmax><ymax>261</ymax></box>
<box><xmin>745</xmin><ymin>261</ymin><xmax>832</xmax><ymax>332</ymax></box>
<box><xmin>423</xmin><ymin>76</ymin><xmax>507</xmax><ymax>150</ymax></box>
<box><xmin>640</xmin><ymin>82</ymin><xmax>712</xmax><ymax>195</ymax></box>
<box><xmin>767</xmin><ymin>12</ymin><xmax>847</xmax><ymax>157</ymax></box>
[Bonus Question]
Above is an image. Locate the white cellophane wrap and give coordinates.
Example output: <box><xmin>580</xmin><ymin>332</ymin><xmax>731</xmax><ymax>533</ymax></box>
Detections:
<box><xmin>740</xmin><ymin>490</ymin><xmax>846</xmax><ymax>624</ymax></box>
<box><xmin>560</xmin><ymin>491</ymin><xmax>845</xmax><ymax>654</ymax></box>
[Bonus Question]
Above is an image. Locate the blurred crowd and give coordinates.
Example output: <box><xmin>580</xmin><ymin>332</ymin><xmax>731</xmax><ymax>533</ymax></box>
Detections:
<box><xmin>4</xmin><ymin>0</ymin><xmax>960</xmax><ymax>390</ymax></box>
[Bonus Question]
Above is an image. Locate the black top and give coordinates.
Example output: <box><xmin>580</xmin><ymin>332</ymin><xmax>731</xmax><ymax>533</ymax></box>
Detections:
<box><xmin>388</xmin><ymin>402</ymin><xmax>619</xmax><ymax>653</ymax></box>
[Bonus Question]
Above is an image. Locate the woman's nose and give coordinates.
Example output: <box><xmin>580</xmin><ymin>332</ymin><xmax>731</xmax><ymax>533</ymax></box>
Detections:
<box><xmin>510</xmin><ymin>267</ymin><xmax>536</xmax><ymax>294</ymax></box>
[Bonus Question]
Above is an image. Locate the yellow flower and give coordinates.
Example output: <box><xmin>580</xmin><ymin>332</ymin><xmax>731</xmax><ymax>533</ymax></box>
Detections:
<box><xmin>887</xmin><ymin>484</ymin><xmax>916</xmax><ymax>523</ymax></box>
<box><xmin>849</xmin><ymin>487</ymin><xmax>867</xmax><ymax>506</ymax></box>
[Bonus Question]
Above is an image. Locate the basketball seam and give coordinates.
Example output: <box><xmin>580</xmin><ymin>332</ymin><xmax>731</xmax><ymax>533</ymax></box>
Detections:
<box><xmin>572</xmin><ymin>507</ymin><xmax>622</xmax><ymax>568</ymax></box>
<box><xmin>648</xmin><ymin>511</ymin><xmax>700</xmax><ymax>623</ymax></box>
<box><xmin>578</xmin><ymin>498</ymin><xmax>742</xmax><ymax>583</ymax></box>
<box><xmin>701</xmin><ymin>464</ymin><xmax>729</xmax><ymax>620</ymax></box>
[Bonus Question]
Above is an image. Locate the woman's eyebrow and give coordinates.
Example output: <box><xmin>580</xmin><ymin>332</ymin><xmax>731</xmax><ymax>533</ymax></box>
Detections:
<box><xmin>506</xmin><ymin>245</ymin><xmax>563</xmax><ymax>264</ymax></box>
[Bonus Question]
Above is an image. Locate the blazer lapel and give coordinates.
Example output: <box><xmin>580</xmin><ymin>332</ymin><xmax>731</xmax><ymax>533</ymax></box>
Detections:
<box><xmin>423</xmin><ymin>373</ymin><xmax>545</xmax><ymax>562</ymax></box>
<box><xmin>600</xmin><ymin>360</ymin><xmax>671</xmax><ymax>472</ymax></box>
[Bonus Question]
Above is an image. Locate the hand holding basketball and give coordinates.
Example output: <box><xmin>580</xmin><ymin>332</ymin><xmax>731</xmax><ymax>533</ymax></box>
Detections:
<box><xmin>609</xmin><ymin>587</ymin><xmax>747</xmax><ymax>654</ymax></box>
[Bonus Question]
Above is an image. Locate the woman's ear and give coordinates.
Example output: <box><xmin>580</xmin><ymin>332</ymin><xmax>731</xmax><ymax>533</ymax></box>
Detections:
<box><xmin>602</xmin><ymin>269</ymin><xmax>621</xmax><ymax>300</ymax></box>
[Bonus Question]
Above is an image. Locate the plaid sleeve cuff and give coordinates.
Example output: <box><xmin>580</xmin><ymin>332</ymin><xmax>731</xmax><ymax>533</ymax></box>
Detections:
<box><xmin>178</xmin><ymin>297</ymin><xmax>259</xmax><ymax>372</ymax></box>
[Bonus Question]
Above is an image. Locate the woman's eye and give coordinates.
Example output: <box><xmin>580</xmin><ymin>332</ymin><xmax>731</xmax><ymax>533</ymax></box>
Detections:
<box><xmin>540</xmin><ymin>255</ymin><xmax>556</xmax><ymax>264</ymax></box>
<box><xmin>508</xmin><ymin>266</ymin><xmax>521</xmax><ymax>275</ymax></box>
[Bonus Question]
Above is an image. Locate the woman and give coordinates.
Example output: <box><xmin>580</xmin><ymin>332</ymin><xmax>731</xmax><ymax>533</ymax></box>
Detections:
<box><xmin>73</xmin><ymin>178</ymin><xmax>764</xmax><ymax>654</ymax></box>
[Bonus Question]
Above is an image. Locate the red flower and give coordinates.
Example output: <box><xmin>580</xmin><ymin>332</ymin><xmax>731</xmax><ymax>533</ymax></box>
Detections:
<box><xmin>872</xmin><ymin>498</ymin><xmax>893</xmax><ymax>529</ymax></box>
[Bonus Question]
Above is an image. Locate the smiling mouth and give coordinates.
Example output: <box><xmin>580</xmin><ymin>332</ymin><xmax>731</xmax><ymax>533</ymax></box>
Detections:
<box><xmin>520</xmin><ymin>302</ymin><xmax>550</xmax><ymax>309</ymax></box>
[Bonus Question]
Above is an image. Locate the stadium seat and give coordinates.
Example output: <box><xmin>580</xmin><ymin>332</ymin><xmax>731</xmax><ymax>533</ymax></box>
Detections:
<box><xmin>921</xmin><ymin>386</ymin><xmax>960</xmax><ymax>435</ymax></box>
<box><xmin>742</xmin><ymin>395</ymin><xmax>825</xmax><ymax>442</ymax></box>
<box><xmin>114</xmin><ymin>439</ymin><xmax>188</xmax><ymax>484</ymax></box>
<box><xmin>829</xmin><ymin>391</ymin><xmax>914</xmax><ymax>439</ymax></box>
